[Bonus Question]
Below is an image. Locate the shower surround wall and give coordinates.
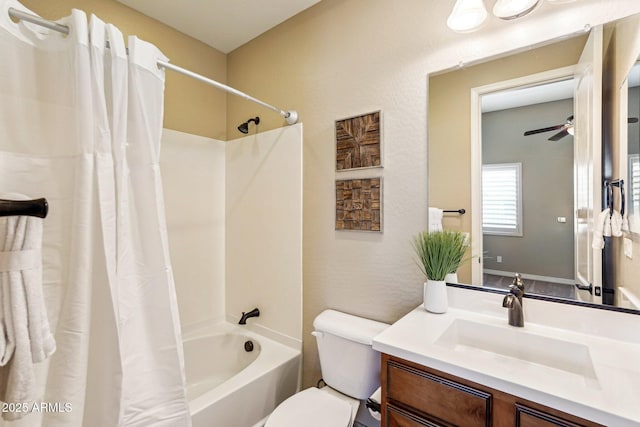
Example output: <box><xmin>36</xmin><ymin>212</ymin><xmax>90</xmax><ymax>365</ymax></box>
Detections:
<box><xmin>161</xmin><ymin>129</ymin><xmax>226</xmax><ymax>328</ymax></box>
<box><xmin>226</xmin><ymin>124</ymin><xmax>303</xmax><ymax>348</ymax></box>
<box><xmin>161</xmin><ymin>126</ymin><xmax>303</xmax><ymax>348</ymax></box>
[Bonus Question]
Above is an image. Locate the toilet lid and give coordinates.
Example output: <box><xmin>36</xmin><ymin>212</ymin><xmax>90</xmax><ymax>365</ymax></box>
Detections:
<box><xmin>265</xmin><ymin>387</ymin><xmax>353</xmax><ymax>427</ymax></box>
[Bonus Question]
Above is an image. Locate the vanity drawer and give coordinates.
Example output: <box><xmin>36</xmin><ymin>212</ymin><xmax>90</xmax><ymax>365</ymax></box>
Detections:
<box><xmin>386</xmin><ymin>403</ymin><xmax>450</xmax><ymax>427</ymax></box>
<box><xmin>385</xmin><ymin>360</ymin><xmax>491</xmax><ymax>427</ymax></box>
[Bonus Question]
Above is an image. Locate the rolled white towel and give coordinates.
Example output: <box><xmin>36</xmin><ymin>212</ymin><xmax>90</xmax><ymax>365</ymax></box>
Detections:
<box><xmin>428</xmin><ymin>207</ymin><xmax>443</xmax><ymax>232</ymax></box>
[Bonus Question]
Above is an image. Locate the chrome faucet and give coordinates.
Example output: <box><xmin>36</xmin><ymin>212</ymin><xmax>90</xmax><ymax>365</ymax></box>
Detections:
<box><xmin>502</xmin><ymin>273</ymin><xmax>524</xmax><ymax>327</ymax></box>
<box><xmin>238</xmin><ymin>307</ymin><xmax>260</xmax><ymax>325</ymax></box>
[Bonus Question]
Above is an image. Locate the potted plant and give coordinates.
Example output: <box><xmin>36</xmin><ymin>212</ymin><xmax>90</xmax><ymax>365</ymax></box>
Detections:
<box><xmin>412</xmin><ymin>230</ymin><xmax>469</xmax><ymax>313</ymax></box>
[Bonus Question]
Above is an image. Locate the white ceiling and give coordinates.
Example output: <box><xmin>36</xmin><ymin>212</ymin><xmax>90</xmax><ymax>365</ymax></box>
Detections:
<box><xmin>481</xmin><ymin>78</ymin><xmax>575</xmax><ymax>113</ymax></box>
<box><xmin>117</xmin><ymin>0</ymin><xmax>322</xmax><ymax>53</ymax></box>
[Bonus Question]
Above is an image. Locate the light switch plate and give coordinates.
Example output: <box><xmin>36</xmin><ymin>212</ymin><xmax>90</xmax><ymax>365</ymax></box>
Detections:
<box><xmin>557</xmin><ymin>217</ymin><xmax>567</xmax><ymax>223</ymax></box>
<box><xmin>624</xmin><ymin>237</ymin><xmax>633</xmax><ymax>259</ymax></box>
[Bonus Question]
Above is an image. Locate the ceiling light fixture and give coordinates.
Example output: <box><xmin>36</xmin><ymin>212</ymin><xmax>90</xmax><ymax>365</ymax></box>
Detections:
<box><xmin>447</xmin><ymin>0</ymin><xmax>488</xmax><ymax>33</ymax></box>
<box><xmin>493</xmin><ymin>0</ymin><xmax>540</xmax><ymax>20</ymax></box>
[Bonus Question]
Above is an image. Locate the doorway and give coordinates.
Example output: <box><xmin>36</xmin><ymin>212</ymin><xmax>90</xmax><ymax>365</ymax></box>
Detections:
<box><xmin>470</xmin><ymin>66</ymin><xmax>586</xmax><ymax>300</ymax></box>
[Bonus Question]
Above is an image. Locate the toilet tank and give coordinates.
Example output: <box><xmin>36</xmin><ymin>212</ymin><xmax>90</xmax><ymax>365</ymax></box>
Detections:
<box><xmin>313</xmin><ymin>310</ymin><xmax>389</xmax><ymax>400</ymax></box>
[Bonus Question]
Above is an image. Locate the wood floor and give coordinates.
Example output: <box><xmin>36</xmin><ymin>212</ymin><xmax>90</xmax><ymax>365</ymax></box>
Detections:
<box><xmin>483</xmin><ymin>273</ymin><xmax>576</xmax><ymax>300</ymax></box>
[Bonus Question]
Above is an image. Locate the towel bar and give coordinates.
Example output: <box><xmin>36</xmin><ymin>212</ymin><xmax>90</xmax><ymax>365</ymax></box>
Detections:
<box><xmin>0</xmin><ymin>198</ymin><xmax>48</xmax><ymax>218</ymax></box>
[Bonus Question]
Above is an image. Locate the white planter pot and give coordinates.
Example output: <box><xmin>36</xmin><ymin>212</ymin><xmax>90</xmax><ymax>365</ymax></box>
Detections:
<box><xmin>423</xmin><ymin>280</ymin><xmax>448</xmax><ymax>314</ymax></box>
<box><xmin>445</xmin><ymin>272</ymin><xmax>458</xmax><ymax>283</ymax></box>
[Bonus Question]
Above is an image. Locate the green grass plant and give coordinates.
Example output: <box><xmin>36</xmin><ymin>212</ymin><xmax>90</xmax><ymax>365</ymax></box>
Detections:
<box><xmin>413</xmin><ymin>230</ymin><xmax>469</xmax><ymax>281</ymax></box>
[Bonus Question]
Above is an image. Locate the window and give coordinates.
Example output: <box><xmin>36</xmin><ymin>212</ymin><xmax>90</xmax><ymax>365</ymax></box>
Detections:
<box><xmin>482</xmin><ymin>163</ymin><xmax>522</xmax><ymax>236</ymax></box>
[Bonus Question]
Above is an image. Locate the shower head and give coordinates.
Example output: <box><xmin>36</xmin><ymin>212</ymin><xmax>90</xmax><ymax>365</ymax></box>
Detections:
<box><xmin>237</xmin><ymin>117</ymin><xmax>260</xmax><ymax>134</ymax></box>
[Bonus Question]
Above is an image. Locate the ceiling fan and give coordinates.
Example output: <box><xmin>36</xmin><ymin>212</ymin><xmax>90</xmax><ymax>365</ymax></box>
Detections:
<box><xmin>524</xmin><ymin>115</ymin><xmax>640</xmax><ymax>141</ymax></box>
<box><xmin>523</xmin><ymin>115</ymin><xmax>574</xmax><ymax>141</ymax></box>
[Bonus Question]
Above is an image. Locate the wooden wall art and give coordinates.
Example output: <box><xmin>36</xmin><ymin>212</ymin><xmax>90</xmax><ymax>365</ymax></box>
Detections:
<box><xmin>335</xmin><ymin>111</ymin><xmax>382</xmax><ymax>170</ymax></box>
<box><xmin>335</xmin><ymin>178</ymin><xmax>382</xmax><ymax>232</ymax></box>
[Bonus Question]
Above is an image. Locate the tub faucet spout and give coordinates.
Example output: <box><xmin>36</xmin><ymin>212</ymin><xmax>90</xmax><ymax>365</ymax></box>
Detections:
<box><xmin>239</xmin><ymin>308</ymin><xmax>260</xmax><ymax>325</ymax></box>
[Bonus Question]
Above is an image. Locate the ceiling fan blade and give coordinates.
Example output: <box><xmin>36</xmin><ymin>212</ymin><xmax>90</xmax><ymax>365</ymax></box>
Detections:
<box><xmin>629</xmin><ymin>117</ymin><xmax>639</xmax><ymax>123</ymax></box>
<box><xmin>548</xmin><ymin>129</ymin><xmax>569</xmax><ymax>141</ymax></box>
<box><xmin>524</xmin><ymin>124</ymin><xmax>564</xmax><ymax>136</ymax></box>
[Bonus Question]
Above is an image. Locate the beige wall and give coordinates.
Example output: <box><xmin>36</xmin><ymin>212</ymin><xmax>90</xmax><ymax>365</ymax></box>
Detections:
<box><xmin>227</xmin><ymin>0</ymin><xmax>434</xmax><ymax>388</ymax></box>
<box><xmin>226</xmin><ymin>0</ymin><xmax>640</xmax><ymax>390</ymax></box>
<box><xmin>429</xmin><ymin>37</ymin><xmax>586</xmax><ymax>283</ymax></box>
<box><xmin>22</xmin><ymin>0</ymin><xmax>227</xmax><ymax>140</ymax></box>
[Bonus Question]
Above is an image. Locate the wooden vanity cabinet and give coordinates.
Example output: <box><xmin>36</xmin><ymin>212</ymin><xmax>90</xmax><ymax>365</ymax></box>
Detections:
<box><xmin>381</xmin><ymin>354</ymin><xmax>604</xmax><ymax>427</ymax></box>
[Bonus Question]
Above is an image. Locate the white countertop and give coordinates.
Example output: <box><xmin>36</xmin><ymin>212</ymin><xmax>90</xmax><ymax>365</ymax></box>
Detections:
<box><xmin>372</xmin><ymin>288</ymin><xmax>640</xmax><ymax>426</ymax></box>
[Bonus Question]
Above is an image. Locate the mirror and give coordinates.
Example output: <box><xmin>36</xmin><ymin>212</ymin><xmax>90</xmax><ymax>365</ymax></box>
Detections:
<box><xmin>428</xmin><ymin>15</ymin><xmax>640</xmax><ymax>313</ymax></box>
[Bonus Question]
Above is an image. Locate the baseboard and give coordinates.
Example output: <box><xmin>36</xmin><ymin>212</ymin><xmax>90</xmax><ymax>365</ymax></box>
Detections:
<box><xmin>484</xmin><ymin>269</ymin><xmax>575</xmax><ymax>286</ymax></box>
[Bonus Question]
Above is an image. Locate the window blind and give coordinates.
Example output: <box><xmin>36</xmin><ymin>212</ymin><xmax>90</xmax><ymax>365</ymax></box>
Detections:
<box><xmin>630</xmin><ymin>154</ymin><xmax>640</xmax><ymax>215</ymax></box>
<box><xmin>482</xmin><ymin>163</ymin><xmax>522</xmax><ymax>236</ymax></box>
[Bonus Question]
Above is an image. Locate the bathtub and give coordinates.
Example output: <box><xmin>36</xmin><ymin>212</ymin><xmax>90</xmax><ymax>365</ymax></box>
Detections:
<box><xmin>183</xmin><ymin>322</ymin><xmax>300</xmax><ymax>427</ymax></box>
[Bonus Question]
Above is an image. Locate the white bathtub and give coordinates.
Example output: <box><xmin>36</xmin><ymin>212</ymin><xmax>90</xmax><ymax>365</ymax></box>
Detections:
<box><xmin>183</xmin><ymin>322</ymin><xmax>300</xmax><ymax>427</ymax></box>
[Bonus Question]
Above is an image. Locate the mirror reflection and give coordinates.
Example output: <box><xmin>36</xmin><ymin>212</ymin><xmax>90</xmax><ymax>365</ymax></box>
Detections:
<box><xmin>481</xmin><ymin>79</ymin><xmax>577</xmax><ymax>300</ymax></box>
<box><xmin>428</xmin><ymin>14</ymin><xmax>640</xmax><ymax>312</ymax></box>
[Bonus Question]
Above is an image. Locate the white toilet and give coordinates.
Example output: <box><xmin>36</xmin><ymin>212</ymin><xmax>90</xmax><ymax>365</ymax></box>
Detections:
<box><xmin>265</xmin><ymin>309</ymin><xmax>389</xmax><ymax>427</ymax></box>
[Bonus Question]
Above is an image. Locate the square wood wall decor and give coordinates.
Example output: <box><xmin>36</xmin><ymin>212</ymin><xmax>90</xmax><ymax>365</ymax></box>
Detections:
<box><xmin>335</xmin><ymin>178</ymin><xmax>382</xmax><ymax>232</ymax></box>
<box><xmin>336</xmin><ymin>111</ymin><xmax>382</xmax><ymax>170</ymax></box>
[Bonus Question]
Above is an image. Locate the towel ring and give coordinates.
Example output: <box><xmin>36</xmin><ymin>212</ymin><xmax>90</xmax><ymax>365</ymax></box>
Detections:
<box><xmin>604</xmin><ymin>179</ymin><xmax>625</xmax><ymax>218</ymax></box>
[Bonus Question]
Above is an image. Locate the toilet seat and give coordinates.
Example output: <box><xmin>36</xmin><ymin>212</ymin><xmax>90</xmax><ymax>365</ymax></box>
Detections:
<box><xmin>265</xmin><ymin>387</ymin><xmax>354</xmax><ymax>427</ymax></box>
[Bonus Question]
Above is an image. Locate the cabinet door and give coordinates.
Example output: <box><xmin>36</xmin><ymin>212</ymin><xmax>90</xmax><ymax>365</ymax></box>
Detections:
<box><xmin>386</xmin><ymin>404</ymin><xmax>449</xmax><ymax>427</ymax></box>
<box><xmin>516</xmin><ymin>404</ymin><xmax>590</xmax><ymax>427</ymax></box>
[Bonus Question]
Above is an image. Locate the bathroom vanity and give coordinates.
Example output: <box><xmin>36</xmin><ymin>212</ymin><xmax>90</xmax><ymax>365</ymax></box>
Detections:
<box><xmin>372</xmin><ymin>287</ymin><xmax>640</xmax><ymax>427</ymax></box>
<box><xmin>382</xmin><ymin>354</ymin><xmax>600</xmax><ymax>427</ymax></box>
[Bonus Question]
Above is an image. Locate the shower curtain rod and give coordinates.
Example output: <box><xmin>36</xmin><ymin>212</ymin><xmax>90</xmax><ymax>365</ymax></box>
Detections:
<box><xmin>7</xmin><ymin>7</ymin><xmax>299</xmax><ymax>125</ymax></box>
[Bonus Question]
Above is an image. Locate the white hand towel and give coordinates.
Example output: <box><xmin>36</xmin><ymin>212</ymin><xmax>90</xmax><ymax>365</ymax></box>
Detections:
<box><xmin>622</xmin><ymin>216</ymin><xmax>630</xmax><ymax>233</ymax></box>
<box><xmin>592</xmin><ymin>208</ymin><xmax>610</xmax><ymax>250</ymax></box>
<box><xmin>0</xmin><ymin>194</ymin><xmax>55</xmax><ymax>420</ymax></box>
<box><xmin>610</xmin><ymin>210</ymin><xmax>624</xmax><ymax>237</ymax></box>
<box><xmin>428</xmin><ymin>207</ymin><xmax>443</xmax><ymax>232</ymax></box>
<box><xmin>592</xmin><ymin>208</ymin><xmax>627</xmax><ymax>250</ymax></box>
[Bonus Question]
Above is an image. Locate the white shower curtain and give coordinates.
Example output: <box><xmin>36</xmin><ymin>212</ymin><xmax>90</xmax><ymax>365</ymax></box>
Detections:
<box><xmin>0</xmin><ymin>1</ymin><xmax>190</xmax><ymax>425</ymax></box>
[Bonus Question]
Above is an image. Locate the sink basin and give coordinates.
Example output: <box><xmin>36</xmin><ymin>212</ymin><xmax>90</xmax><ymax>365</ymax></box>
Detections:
<box><xmin>435</xmin><ymin>319</ymin><xmax>598</xmax><ymax>382</ymax></box>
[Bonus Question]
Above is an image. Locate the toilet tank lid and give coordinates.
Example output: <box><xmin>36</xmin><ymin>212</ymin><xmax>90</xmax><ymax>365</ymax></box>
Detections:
<box><xmin>313</xmin><ymin>310</ymin><xmax>389</xmax><ymax>345</ymax></box>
